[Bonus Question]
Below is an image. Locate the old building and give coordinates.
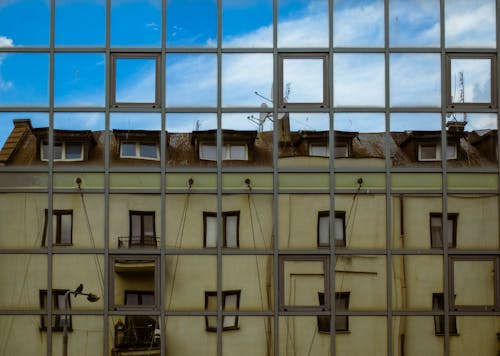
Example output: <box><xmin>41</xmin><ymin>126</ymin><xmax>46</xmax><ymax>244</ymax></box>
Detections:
<box><xmin>0</xmin><ymin>1</ymin><xmax>499</xmax><ymax>355</ymax></box>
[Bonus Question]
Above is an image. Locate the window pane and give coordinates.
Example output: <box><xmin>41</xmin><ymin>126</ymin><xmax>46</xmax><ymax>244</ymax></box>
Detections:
<box><xmin>282</xmin><ymin>259</ymin><xmax>326</xmax><ymax>307</ymax></box>
<box><xmin>282</xmin><ymin>58</ymin><xmax>324</xmax><ymax>104</ymax></box>
<box><xmin>140</xmin><ymin>143</ymin><xmax>157</xmax><ymax>159</ymax></box>
<box><xmin>206</xmin><ymin>216</ymin><xmax>217</xmax><ymax>247</ymax></box>
<box><xmin>121</xmin><ymin>143</ymin><xmax>136</xmax><ymax>157</ymax></box>
<box><xmin>334</xmin><ymin>0</ymin><xmax>384</xmax><ymax>47</ymax></box>
<box><xmin>420</xmin><ymin>145</ymin><xmax>437</xmax><ymax>160</ymax></box>
<box><xmin>53</xmin><ymin>144</ymin><xmax>63</xmax><ymax>160</ymax></box>
<box><xmin>0</xmin><ymin>0</ymin><xmax>49</xmax><ymax>46</ymax></box>
<box><xmin>225</xmin><ymin>215</ymin><xmax>238</xmax><ymax>248</ymax></box>
<box><xmin>390</xmin><ymin>0</ymin><xmax>440</xmax><ymax>47</ymax></box>
<box><xmin>334</xmin><ymin>54</ymin><xmax>385</xmax><ymax>107</ymax></box>
<box><xmin>55</xmin><ymin>53</ymin><xmax>105</xmax><ymax>107</ymax></box>
<box><xmin>335</xmin><ymin>145</ymin><xmax>347</xmax><ymax>158</ymax></box>
<box><xmin>450</xmin><ymin>58</ymin><xmax>492</xmax><ymax>104</ymax></box>
<box><xmin>318</xmin><ymin>215</ymin><xmax>329</xmax><ymax>245</ymax></box>
<box><xmin>143</xmin><ymin>215</ymin><xmax>154</xmax><ymax>236</ymax></box>
<box><xmin>166</xmin><ymin>54</ymin><xmax>217</xmax><ymax>107</ymax></box>
<box><xmin>115</xmin><ymin>58</ymin><xmax>157</xmax><ymax>104</ymax></box>
<box><xmin>453</xmin><ymin>259</ymin><xmax>496</xmax><ymax>307</ymax></box>
<box><xmin>229</xmin><ymin>145</ymin><xmax>246</xmax><ymax>160</ymax></box>
<box><xmin>167</xmin><ymin>0</ymin><xmax>216</xmax><ymax>47</ymax></box>
<box><xmin>111</xmin><ymin>0</ymin><xmax>161</xmax><ymax>47</ymax></box>
<box><xmin>334</xmin><ymin>217</ymin><xmax>344</xmax><ymax>242</ymax></box>
<box><xmin>222</xmin><ymin>54</ymin><xmax>273</xmax><ymax>107</ymax></box>
<box><xmin>60</xmin><ymin>214</ymin><xmax>72</xmax><ymax>244</ymax></box>
<box><xmin>131</xmin><ymin>215</ymin><xmax>141</xmax><ymax>237</ymax></box>
<box><xmin>42</xmin><ymin>144</ymin><xmax>50</xmax><ymax>161</ymax></box>
<box><xmin>390</xmin><ymin>54</ymin><xmax>441</xmax><ymax>107</ymax></box>
<box><xmin>222</xmin><ymin>0</ymin><xmax>273</xmax><ymax>47</ymax></box>
<box><xmin>65</xmin><ymin>144</ymin><xmax>82</xmax><ymax>160</ymax></box>
<box><xmin>201</xmin><ymin>144</ymin><xmax>217</xmax><ymax>161</ymax></box>
<box><xmin>125</xmin><ymin>293</ymin><xmax>139</xmax><ymax>305</ymax></box>
<box><xmin>278</xmin><ymin>0</ymin><xmax>328</xmax><ymax>47</ymax></box>
<box><xmin>431</xmin><ymin>216</ymin><xmax>443</xmax><ymax>247</ymax></box>
<box><xmin>141</xmin><ymin>293</ymin><xmax>155</xmax><ymax>306</ymax></box>
<box><xmin>311</xmin><ymin>146</ymin><xmax>328</xmax><ymax>157</ymax></box>
<box><xmin>0</xmin><ymin>54</ymin><xmax>49</xmax><ymax>106</ymax></box>
<box><xmin>55</xmin><ymin>0</ymin><xmax>105</xmax><ymax>46</ymax></box>
<box><xmin>445</xmin><ymin>0</ymin><xmax>496</xmax><ymax>48</ymax></box>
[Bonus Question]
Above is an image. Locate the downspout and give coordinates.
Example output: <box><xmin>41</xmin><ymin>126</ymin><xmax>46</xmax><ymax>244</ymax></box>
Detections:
<box><xmin>399</xmin><ymin>195</ymin><xmax>408</xmax><ymax>353</ymax></box>
<box><xmin>266</xmin><ymin>254</ymin><xmax>272</xmax><ymax>356</ymax></box>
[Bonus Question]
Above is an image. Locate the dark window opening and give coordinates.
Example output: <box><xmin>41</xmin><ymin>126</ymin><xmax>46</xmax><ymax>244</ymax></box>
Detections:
<box><xmin>433</xmin><ymin>293</ymin><xmax>458</xmax><ymax>336</ymax></box>
<box><xmin>430</xmin><ymin>213</ymin><xmax>458</xmax><ymax>248</ymax></box>
<box><xmin>318</xmin><ymin>211</ymin><xmax>346</xmax><ymax>247</ymax></box>
<box><xmin>128</xmin><ymin>211</ymin><xmax>157</xmax><ymax>247</ymax></box>
<box><xmin>39</xmin><ymin>289</ymin><xmax>72</xmax><ymax>332</ymax></box>
<box><xmin>204</xmin><ymin>211</ymin><xmax>240</xmax><ymax>248</ymax></box>
<box><xmin>42</xmin><ymin>209</ymin><xmax>73</xmax><ymax>246</ymax></box>
<box><xmin>317</xmin><ymin>292</ymin><xmax>350</xmax><ymax>333</ymax></box>
<box><xmin>205</xmin><ymin>290</ymin><xmax>241</xmax><ymax>332</ymax></box>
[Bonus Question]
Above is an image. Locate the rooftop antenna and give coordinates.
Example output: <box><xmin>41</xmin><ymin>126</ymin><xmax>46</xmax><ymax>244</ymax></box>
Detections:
<box><xmin>194</xmin><ymin>119</ymin><xmax>200</xmax><ymax>131</ymax></box>
<box><xmin>448</xmin><ymin>71</ymin><xmax>467</xmax><ymax>123</ymax></box>
<box><xmin>247</xmin><ymin>84</ymin><xmax>291</xmax><ymax>131</ymax></box>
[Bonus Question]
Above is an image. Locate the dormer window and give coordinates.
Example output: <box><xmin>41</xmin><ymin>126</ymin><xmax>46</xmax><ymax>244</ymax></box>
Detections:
<box><xmin>41</xmin><ymin>142</ymin><xmax>84</xmax><ymax>161</ymax></box>
<box><xmin>418</xmin><ymin>144</ymin><xmax>457</xmax><ymax>161</ymax></box>
<box><xmin>309</xmin><ymin>145</ymin><xmax>328</xmax><ymax>157</ymax></box>
<box><xmin>120</xmin><ymin>142</ymin><xmax>159</xmax><ymax>160</ymax></box>
<box><xmin>200</xmin><ymin>143</ymin><xmax>248</xmax><ymax>161</ymax></box>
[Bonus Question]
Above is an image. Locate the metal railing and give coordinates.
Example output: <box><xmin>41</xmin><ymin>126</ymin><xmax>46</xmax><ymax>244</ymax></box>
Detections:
<box><xmin>117</xmin><ymin>236</ymin><xmax>159</xmax><ymax>248</ymax></box>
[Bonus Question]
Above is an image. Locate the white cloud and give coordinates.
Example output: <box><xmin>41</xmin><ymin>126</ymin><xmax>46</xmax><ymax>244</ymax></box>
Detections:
<box><xmin>0</xmin><ymin>36</ymin><xmax>14</xmax><ymax>92</ymax></box>
<box><xmin>334</xmin><ymin>1</ymin><xmax>384</xmax><ymax>46</ymax></box>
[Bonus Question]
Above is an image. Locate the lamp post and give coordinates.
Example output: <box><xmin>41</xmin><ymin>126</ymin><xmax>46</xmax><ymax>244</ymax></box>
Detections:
<box><xmin>63</xmin><ymin>284</ymin><xmax>99</xmax><ymax>356</ymax></box>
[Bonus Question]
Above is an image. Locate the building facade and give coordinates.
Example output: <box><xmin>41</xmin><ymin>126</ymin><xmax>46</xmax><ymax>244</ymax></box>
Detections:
<box><xmin>0</xmin><ymin>1</ymin><xmax>499</xmax><ymax>356</ymax></box>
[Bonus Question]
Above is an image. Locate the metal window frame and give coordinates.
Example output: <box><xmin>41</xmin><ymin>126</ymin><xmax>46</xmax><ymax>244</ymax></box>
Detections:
<box><xmin>109</xmin><ymin>52</ymin><xmax>162</xmax><ymax>108</ymax></box>
<box><xmin>120</xmin><ymin>142</ymin><xmax>160</xmax><ymax>161</ymax></box>
<box><xmin>429</xmin><ymin>212</ymin><xmax>458</xmax><ymax>248</ymax></box>
<box><xmin>317</xmin><ymin>210</ymin><xmax>346</xmax><ymax>248</ymax></box>
<box><xmin>278</xmin><ymin>53</ymin><xmax>330</xmax><ymax>109</ymax></box>
<box><xmin>446</xmin><ymin>53</ymin><xmax>497</xmax><ymax>109</ymax></box>
<box><xmin>39</xmin><ymin>289</ymin><xmax>72</xmax><ymax>331</ymax></box>
<box><xmin>203</xmin><ymin>211</ymin><xmax>240</xmax><ymax>248</ymax></box>
<box><xmin>42</xmin><ymin>209</ymin><xmax>73</xmax><ymax>246</ymax></box>
<box><xmin>204</xmin><ymin>289</ymin><xmax>241</xmax><ymax>332</ymax></box>
<box><xmin>432</xmin><ymin>293</ymin><xmax>458</xmax><ymax>336</ymax></box>
<box><xmin>317</xmin><ymin>291</ymin><xmax>350</xmax><ymax>333</ymax></box>
<box><xmin>129</xmin><ymin>210</ymin><xmax>157</xmax><ymax>247</ymax></box>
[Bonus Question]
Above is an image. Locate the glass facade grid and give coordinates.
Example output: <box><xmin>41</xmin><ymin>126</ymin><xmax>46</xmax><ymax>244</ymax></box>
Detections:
<box><xmin>0</xmin><ymin>1</ymin><xmax>499</xmax><ymax>356</ymax></box>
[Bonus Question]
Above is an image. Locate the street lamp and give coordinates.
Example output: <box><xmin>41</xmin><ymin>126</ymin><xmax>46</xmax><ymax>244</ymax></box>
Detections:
<box><xmin>63</xmin><ymin>284</ymin><xmax>99</xmax><ymax>356</ymax></box>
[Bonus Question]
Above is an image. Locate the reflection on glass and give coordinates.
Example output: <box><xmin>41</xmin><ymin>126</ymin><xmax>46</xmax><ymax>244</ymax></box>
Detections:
<box><xmin>334</xmin><ymin>54</ymin><xmax>385</xmax><ymax>107</ymax></box>
<box><xmin>167</xmin><ymin>0</ymin><xmax>216</xmax><ymax>47</ymax></box>
<box><xmin>278</xmin><ymin>0</ymin><xmax>328</xmax><ymax>47</ymax></box>
<box><xmin>390</xmin><ymin>0</ymin><xmax>440</xmax><ymax>47</ymax></box>
<box><xmin>282</xmin><ymin>259</ymin><xmax>326</xmax><ymax>308</ymax></box>
<box><xmin>390</xmin><ymin>54</ymin><xmax>441</xmax><ymax>107</ymax></box>
<box><xmin>222</xmin><ymin>54</ymin><xmax>273</xmax><ymax>107</ymax></box>
<box><xmin>166</xmin><ymin>54</ymin><xmax>217</xmax><ymax>107</ymax></box>
<box><xmin>0</xmin><ymin>0</ymin><xmax>49</xmax><ymax>46</ymax></box>
<box><xmin>452</xmin><ymin>258</ymin><xmax>496</xmax><ymax>308</ymax></box>
<box><xmin>334</xmin><ymin>0</ymin><xmax>384</xmax><ymax>47</ymax></box>
<box><xmin>450</xmin><ymin>58</ymin><xmax>492</xmax><ymax>104</ymax></box>
<box><xmin>115</xmin><ymin>58</ymin><xmax>158</xmax><ymax>104</ymax></box>
<box><xmin>445</xmin><ymin>0</ymin><xmax>496</xmax><ymax>48</ymax></box>
<box><xmin>111</xmin><ymin>314</ymin><xmax>160</xmax><ymax>352</ymax></box>
<box><xmin>282</xmin><ymin>58</ymin><xmax>325</xmax><ymax>104</ymax></box>
<box><xmin>56</xmin><ymin>0</ymin><xmax>105</xmax><ymax>46</ymax></box>
<box><xmin>111</xmin><ymin>0</ymin><xmax>161</xmax><ymax>46</ymax></box>
<box><xmin>0</xmin><ymin>54</ymin><xmax>49</xmax><ymax>106</ymax></box>
<box><xmin>222</xmin><ymin>0</ymin><xmax>273</xmax><ymax>47</ymax></box>
<box><xmin>393</xmin><ymin>317</ymin><xmax>445</xmax><ymax>355</ymax></box>
<box><xmin>55</xmin><ymin>54</ymin><xmax>105</xmax><ymax>107</ymax></box>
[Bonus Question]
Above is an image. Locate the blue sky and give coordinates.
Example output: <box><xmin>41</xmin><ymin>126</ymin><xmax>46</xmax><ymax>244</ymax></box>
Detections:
<box><xmin>0</xmin><ymin>0</ymin><xmax>498</xmax><ymax>148</ymax></box>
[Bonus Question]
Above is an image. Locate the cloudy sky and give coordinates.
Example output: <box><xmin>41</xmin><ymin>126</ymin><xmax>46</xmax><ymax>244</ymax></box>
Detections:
<box><xmin>0</xmin><ymin>0</ymin><xmax>497</xmax><ymax>147</ymax></box>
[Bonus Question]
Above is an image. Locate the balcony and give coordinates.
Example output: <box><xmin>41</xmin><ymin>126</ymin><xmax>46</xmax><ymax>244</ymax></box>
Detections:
<box><xmin>118</xmin><ymin>236</ymin><xmax>159</xmax><ymax>248</ymax></box>
<box><xmin>112</xmin><ymin>316</ymin><xmax>160</xmax><ymax>356</ymax></box>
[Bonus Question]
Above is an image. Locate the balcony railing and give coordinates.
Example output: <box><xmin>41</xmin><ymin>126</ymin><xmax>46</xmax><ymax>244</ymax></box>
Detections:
<box><xmin>112</xmin><ymin>316</ymin><xmax>160</xmax><ymax>355</ymax></box>
<box><xmin>118</xmin><ymin>236</ymin><xmax>159</xmax><ymax>248</ymax></box>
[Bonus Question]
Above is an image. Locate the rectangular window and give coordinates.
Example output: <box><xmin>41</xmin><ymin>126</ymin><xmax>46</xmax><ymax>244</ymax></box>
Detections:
<box><xmin>335</xmin><ymin>144</ymin><xmax>349</xmax><ymax>158</ymax></box>
<box><xmin>41</xmin><ymin>142</ymin><xmax>83</xmax><ymax>161</ymax></box>
<box><xmin>200</xmin><ymin>144</ymin><xmax>248</xmax><ymax>161</ymax></box>
<box><xmin>205</xmin><ymin>290</ymin><xmax>241</xmax><ymax>332</ymax></box>
<box><xmin>317</xmin><ymin>292</ymin><xmax>350</xmax><ymax>333</ymax></box>
<box><xmin>204</xmin><ymin>211</ymin><xmax>240</xmax><ymax>248</ymax></box>
<box><xmin>125</xmin><ymin>291</ymin><xmax>155</xmax><ymax>306</ymax></box>
<box><xmin>39</xmin><ymin>289</ymin><xmax>71</xmax><ymax>331</ymax></box>
<box><xmin>279</xmin><ymin>53</ymin><xmax>329</xmax><ymax>108</ymax></box>
<box><xmin>109</xmin><ymin>255</ymin><xmax>160</xmax><ymax>310</ymax></box>
<box><xmin>449</xmin><ymin>256</ymin><xmax>499</xmax><ymax>311</ymax></box>
<box><xmin>418</xmin><ymin>144</ymin><xmax>457</xmax><ymax>161</ymax></box>
<box><xmin>432</xmin><ymin>293</ymin><xmax>458</xmax><ymax>336</ymax></box>
<box><xmin>447</xmin><ymin>54</ymin><xmax>496</xmax><ymax>108</ymax></box>
<box><xmin>318</xmin><ymin>211</ymin><xmax>346</xmax><ymax>247</ymax></box>
<box><xmin>120</xmin><ymin>142</ymin><xmax>159</xmax><ymax>160</ymax></box>
<box><xmin>129</xmin><ymin>211</ymin><xmax>157</xmax><ymax>247</ymax></box>
<box><xmin>430</xmin><ymin>213</ymin><xmax>457</xmax><ymax>248</ymax></box>
<box><xmin>279</xmin><ymin>255</ymin><xmax>330</xmax><ymax>311</ymax></box>
<box><xmin>42</xmin><ymin>209</ymin><xmax>73</xmax><ymax>246</ymax></box>
<box><xmin>309</xmin><ymin>145</ymin><xmax>328</xmax><ymax>157</ymax></box>
<box><xmin>110</xmin><ymin>53</ymin><xmax>161</xmax><ymax>108</ymax></box>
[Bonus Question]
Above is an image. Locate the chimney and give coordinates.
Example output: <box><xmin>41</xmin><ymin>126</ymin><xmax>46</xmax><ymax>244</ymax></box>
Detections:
<box><xmin>277</xmin><ymin>113</ymin><xmax>291</xmax><ymax>143</ymax></box>
<box><xmin>446</xmin><ymin>121</ymin><xmax>466</xmax><ymax>133</ymax></box>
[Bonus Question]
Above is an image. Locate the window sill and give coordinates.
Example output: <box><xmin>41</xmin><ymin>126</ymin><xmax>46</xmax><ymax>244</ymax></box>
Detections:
<box><xmin>435</xmin><ymin>333</ymin><xmax>459</xmax><ymax>336</ymax></box>
<box><xmin>39</xmin><ymin>327</ymin><xmax>73</xmax><ymax>332</ymax></box>
<box><xmin>318</xmin><ymin>330</ymin><xmax>350</xmax><ymax>334</ymax></box>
